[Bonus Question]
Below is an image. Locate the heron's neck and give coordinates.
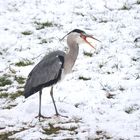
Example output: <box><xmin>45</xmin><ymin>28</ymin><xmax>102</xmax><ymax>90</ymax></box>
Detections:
<box><xmin>64</xmin><ymin>41</ymin><xmax>79</xmax><ymax>74</ymax></box>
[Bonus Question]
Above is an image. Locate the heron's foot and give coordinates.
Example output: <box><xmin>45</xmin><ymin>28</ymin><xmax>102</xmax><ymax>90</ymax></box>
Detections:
<box><xmin>35</xmin><ymin>114</ymin><xmax>51</xmax><ymax>121</ymax></box>
<box><xmin>55</xmin><ymin>113</ymin><xmax>68</xmax><ymax>118</ymax></box>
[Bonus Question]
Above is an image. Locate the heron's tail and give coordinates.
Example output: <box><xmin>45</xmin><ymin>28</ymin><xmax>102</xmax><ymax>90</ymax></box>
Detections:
<box><xmin>24</xmin><ymin>78</ymin><xmax>37</xmax><ymax>98</ymax></box>
<box><xmin>24</xmin><ymin>84</ymin><xmax>34</xmax><ymax>98</ymax></box>
<box><xmin>24</xmin><ymin>81</ymin><xmax>41</xmax><ymax>98</ymax></box>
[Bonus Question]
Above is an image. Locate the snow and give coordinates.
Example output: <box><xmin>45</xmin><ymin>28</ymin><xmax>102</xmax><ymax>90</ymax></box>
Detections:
<box><xmin>0</xmin><ymin>0</ymin><xmax>140</xmax><ymax>139</ymax></box>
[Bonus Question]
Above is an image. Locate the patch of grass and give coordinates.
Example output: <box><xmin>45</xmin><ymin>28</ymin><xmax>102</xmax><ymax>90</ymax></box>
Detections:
<box><xmin>34</xmin><ymin>21</ymin><xmax>53</xmax><ymax>30</ymax></box>
<box><xmin>0</xmin><ymin>92</ymin><xmax>9</xmax><ymax>98</ymax></box>
<box><xmin>98</xmin><ymin>19</ymin><xmax>108</xmax><ymax>23</ymax></box>
<box><xmin>0</xmin><ymin>128</ymin><xmax>26</xmax><ymax>140</ymax></box>
<box><xmin>125</xmin><ymin>107</ymin><xmax>134</xmax><ymax>114</ymax></box>
<box><xmin>125</xmin><ymin>104</ymin><xmax>140</xmax><ymax>114</ymax></box>
<box><xmin>0</xmin><ymin>88</ymin><xmax>8</xmax><ymax>92</ymax></box>
<box><xmin>119</xmin><ymin>86</ymin><xmax>125</xmax><ymax>91</ymax></box>
<box><xmin>99</xmin><ymin>64</ymin><xmax>104</xmax><ymax>69</ymax></box>
<box><xmin>0</xmin><ymin>75</ymin><xmax>12</xmax><ymax>87</ymax></box>
<box><xmin>21</xmin><ymin>31</ymin><xmax>32</xmax><ymax>35</ymax></box>
<box><xmin>79</xmin><ymin>76</ymin><xmax>91</xmax><ymax>81</ymax></box>
<box><xmin>106</xmin><ymin>93</ymin><xmax>116</xmax><ymax>99</ymax></box>
<box><xmin>4</xmin><ymin>104</ymin><xmax>17</xmax><ymax>109</ymax></box>
<box><xmin>42</xmin><ymin>123</ymin><xmax>78</xmax><ymax>135</ymax></box>
<box><xmin>83</xmin><ymin>51</ymin><xmax>93</xmax><ymax>57</ymax></box>
<box><xmin>136</xmin><ymin>74</ymin><xmax>140</xmax><ymax>80</ymax></box>
<box><xmin>39</xmin><ymin>39</ymin><xmax>48</xmax><ymax>44</ymax></box>
<box><xmin>95</xmin><ymin>130</ymin><xmax>112</xmax><ymax>139</ymax></box>
<box><xmin>137</xmin><ymin>0</ymin><xmax>140</xmax><ymax>4</ymax></box>
<box><xmin>120</xmin><ymin>4</ymin><xmax>131</xmax><ymax>10</ymax></box>
<box><xmin>0</xmin><ymin>132</ymin><xmax>15</xmax><ymax>140</ymax></box>
<box><xmin>15</xmin><ymin>59</ymin><xmax>34</xmax><ymax>67</ymax></box>
<box><xmin>41</xmin><ymin>21</ymin><xmax>53</xmax><ymax>27</ymax></box>
<box><xmin>132</xmin><ymin>57</ymin><xmax>139</xmax><ymax>62</ymax></box>
<box><xmin>15</xmin><ymin>76</ymin><xmax>26</xmax><ymax>84</ymax></box>
<box><xmin>98</xmin><ymin>61</ymin><xmax>107</xmax><ymax>69</ymax></box>
<box><xmin>74</xmin><ymin>12</ymin><xmax>84</xmax><ymax>17</ymax></box>
<box><xmin>9</xmin><ymin>90</ymin><xmax>23</xmax><ymax>100</ymax></box>
<box><xmin>0</xmin><ymin>90</ymin><xmax>23</xmax><ymax>100</ymax></box>
<box><xmin>107</xmin><ymin>71</ymin><xmax>112</xmax><ymax>74</ymax></box>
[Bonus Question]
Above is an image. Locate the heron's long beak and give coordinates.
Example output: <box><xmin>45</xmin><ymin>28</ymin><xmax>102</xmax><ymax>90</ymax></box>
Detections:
<box><xmin>81</xmin><ymin>33</ymin><xmax>101</xmax><ymax>49</ymax></box>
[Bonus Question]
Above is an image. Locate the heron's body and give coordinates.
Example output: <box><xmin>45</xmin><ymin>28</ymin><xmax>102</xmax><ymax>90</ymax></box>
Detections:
<box><xmin>24</xmin><ymin>29</ymin><xmax>99</xmax><ymax>120</ymax></box>
<box><xmin>24</xmin><ymin>51</ymin><xmax>65</xmax><ymax>98</ymax></box>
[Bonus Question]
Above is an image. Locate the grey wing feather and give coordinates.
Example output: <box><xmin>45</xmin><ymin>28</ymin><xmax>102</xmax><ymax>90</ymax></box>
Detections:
<box><xmin>24</xmin><ymin>51</ymin><xmax>65</xmax><ymax>98</ymax></box>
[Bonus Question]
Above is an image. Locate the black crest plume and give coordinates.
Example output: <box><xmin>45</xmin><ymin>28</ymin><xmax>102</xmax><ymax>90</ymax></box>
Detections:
<box><xmin>60</xmin><ymin>29</ymin><xmax>85</xmax><ymax>41</ymax></box>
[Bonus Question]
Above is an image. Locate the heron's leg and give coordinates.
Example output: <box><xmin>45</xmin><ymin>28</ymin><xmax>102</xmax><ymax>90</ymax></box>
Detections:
<box><xmin>35</xmin><ymin>89</ymin><xmax>51</xmax><ymax>121</ymax></box>
<box><xmin>38</xmin><ymin>89</ymin><xmax>42</xmax><ymax>120</ymax></box>
<box><xmin>50</xmin><ymin>86</ymin><xmax>59</xmax><ymax>115</ymax></box>
<box><xmin>50</xmin><ymin>87</ymin><xmax>68</xmax><ymax>118</ymax></box>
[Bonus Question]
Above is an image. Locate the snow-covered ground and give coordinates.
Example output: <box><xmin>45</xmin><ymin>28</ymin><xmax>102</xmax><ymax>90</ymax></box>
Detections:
<box><xmin>0</xmin><ymin>0</ymin><xmax>140</xmax><ymax>139</ymax></box>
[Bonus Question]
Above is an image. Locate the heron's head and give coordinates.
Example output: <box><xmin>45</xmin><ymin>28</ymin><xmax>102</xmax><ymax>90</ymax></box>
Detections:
<box><xmin>60</xmin><ymin>29</ymin><xmax>101</xmax><ymax>48</ymax></box>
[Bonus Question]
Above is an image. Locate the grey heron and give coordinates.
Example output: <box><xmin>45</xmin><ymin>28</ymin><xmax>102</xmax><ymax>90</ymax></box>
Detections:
<box><xmin>24</xmin><ymin>29</ymin><xmax>100</xmax><ymax>120</ymax></box>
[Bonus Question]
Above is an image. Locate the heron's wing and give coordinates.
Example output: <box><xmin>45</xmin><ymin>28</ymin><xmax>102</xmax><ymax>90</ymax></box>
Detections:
<box><xmin>24</xmin><ymin>51</ymin><xmax>65</xmax><ymax>98</ymax></box>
